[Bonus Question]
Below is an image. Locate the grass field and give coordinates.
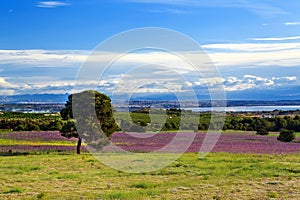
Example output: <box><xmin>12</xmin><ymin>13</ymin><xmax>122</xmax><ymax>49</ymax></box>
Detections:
<box><xmin>268</xmin><ymin>132</ymin><xmax>300</xmax><ymax>137</ymax></box>
<box><xmin>0</xmin><ymin>152</ymin><xmax>299</xmax><ymax>199</ymax></box>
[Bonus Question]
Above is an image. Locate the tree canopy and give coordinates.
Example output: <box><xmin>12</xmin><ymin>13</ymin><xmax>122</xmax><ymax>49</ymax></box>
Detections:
<box><xmin>60</xmin><ymin>90</ymin><xmax>119</xmax><ymax>154</ymax></box>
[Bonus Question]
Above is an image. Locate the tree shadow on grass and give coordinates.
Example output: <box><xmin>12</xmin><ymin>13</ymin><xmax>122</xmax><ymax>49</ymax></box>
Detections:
<box><xmin>0</xmin><ymin>151</ymin><xmax>30</xmax><ymax>156</ymax></box>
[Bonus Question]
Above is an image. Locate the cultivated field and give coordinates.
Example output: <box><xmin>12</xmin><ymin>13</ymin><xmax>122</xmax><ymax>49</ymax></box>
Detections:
<box><xmin>1</xmin><ymin>131</ymin><xmax>299</xmax><ymax>154</ymax></box>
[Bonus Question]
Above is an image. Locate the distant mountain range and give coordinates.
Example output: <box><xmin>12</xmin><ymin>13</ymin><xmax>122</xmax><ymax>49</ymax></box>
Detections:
<box><xmin>0</xmin><ymin>93</ymin><xmax>300</xmax><ymax>106</ymax></box>
<box><xmin>0</xmin><ymin>94</ymin><xmax>69</xmax><ymax>103</ymax></box>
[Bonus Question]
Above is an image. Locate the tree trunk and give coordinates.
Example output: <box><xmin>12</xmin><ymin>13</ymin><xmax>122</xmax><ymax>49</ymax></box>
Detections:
<box><xmin>77</xmin><ymin>137</ymin><xmax>82</xmax><ymax>154</ymax></box>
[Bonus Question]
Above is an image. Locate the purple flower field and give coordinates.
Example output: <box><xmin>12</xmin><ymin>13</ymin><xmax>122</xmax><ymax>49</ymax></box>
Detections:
<box><xmin>0</xmin><ymin>131</ymin><xmax>299</xmax><ymax>154</ymax></box>
<box><xmin>109</xmin><ymin>132</ymin><xmax>300</xmax><ymax>154</ymax></box>
<box><xmin>0</xmin><ymin>131</ymin><xmax>77</xmax><ymax>142</ymax></box>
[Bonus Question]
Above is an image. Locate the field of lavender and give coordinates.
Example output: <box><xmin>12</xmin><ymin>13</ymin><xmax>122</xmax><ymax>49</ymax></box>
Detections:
<box><xmin>111</xmin><ymin>131</ymin><xmax>300</xmax><ymax>154</ymax></box>
<box><xmin>0</xmin><ymin>131</ymin><xmax>299</xmax><ymax>154</ymax></box>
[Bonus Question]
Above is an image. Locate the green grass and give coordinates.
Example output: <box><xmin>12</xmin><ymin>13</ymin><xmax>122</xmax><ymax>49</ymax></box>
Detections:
<box><xmin>0</xmin><ymin>129</ymin><xmax>11</xmax><ymax>134</ymax></box>
<box><xmin>3</xmin><ymin>187</ymin><xmax>24</xmax><ymax>194</ymax></box>
<box><xmin>0</xmin><ymin>152</ymin><xmax>299</xmax><ymax>199</ymax></box>
<box><xmin>267</xmin><ymin>132</ymin><xmax>300</xmax><ymax>138</ymax></box>
<box><xmin>0</xmin><ymin>138</ymin><xmax>76</xmax><ymax>146</ymax></box>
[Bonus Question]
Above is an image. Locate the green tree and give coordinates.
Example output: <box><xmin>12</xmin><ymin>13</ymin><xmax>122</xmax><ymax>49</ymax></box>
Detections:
<box><xmin>26</xmin><ymin>123</ymin><xmax>40</xmax><ymax>131</ymax></box>
<box><xmin>60</xmin><ymin>90</ymin><xmax>119</xmax><ymax>154</ymax></box>
<box><xmin>13</xmin><ymin>124</ymin><xmax>26</xmax><ymax>131</ymax></box>
<box><xmin>256</xmin><ymin>127</ymin><xmax>269</xmax><ymax>135</ymax></box>
<box><xmin>275</xmin><ymin>118</ymin><xmax>287</xmax><ymax>131</ymax></box>
<box><xmin>48</xmin><ymin>120</ymin><xmax>63</xmax><ymax>131</ymax></box>
<box><xmin>277</xmin><ymin>129</ymin><xmax>295</xmax><ymax>142</ymax></box>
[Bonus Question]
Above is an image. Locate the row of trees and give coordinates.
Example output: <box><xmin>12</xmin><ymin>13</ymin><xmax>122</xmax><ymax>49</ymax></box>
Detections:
<box><xmin>3</xmin><ymin>112</ymin><xmax>298</xmax><ymax>135</ymax></box>
<box><xmin>0</xmin><ymin>119</ymin><xmax>63</xmax><ymax>132</ymax></box>
<box><xmin>126</xmin><ymin>111</ymin><xmax>300</xmax><ymax>133</ymax></box>
<box><xmin>224</xmin><ymin>115</ymin><xmax>300</xmax><ymax>132</ymax></box>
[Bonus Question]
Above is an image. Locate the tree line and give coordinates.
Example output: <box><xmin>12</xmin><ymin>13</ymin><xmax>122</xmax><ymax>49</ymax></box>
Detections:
<box><xmin>0</xmin><ymin>118</ymin><xmax>63</xmax><ymax>132</ymax></box>
<box><xmin>1</xmin><ymin>108</ymin><xmax>299</xmax><ymax>134</ymax></box>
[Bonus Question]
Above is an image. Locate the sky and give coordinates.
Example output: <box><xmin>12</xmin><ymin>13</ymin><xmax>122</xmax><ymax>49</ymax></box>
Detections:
<box><xmin>0</xmin><ymin>0</ymin><xmax>300</xmax><ymax>100</ymax></box>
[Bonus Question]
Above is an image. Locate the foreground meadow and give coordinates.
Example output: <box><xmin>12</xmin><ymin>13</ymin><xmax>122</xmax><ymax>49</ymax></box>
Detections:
<box><xmin>0</xmin><ymin>152</ymin><xmax>299</xmax><ymax>200</ymax></box>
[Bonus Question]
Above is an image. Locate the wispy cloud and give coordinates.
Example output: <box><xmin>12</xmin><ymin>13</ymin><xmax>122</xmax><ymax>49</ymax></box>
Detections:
<box><xmin>124</xmin><ymin>0</ymin><xmax>288</xmax><ymax>17</ymax></box>
<box><xmin>36</xmin><ymin>1</ymin><xmax>71</xmax><ymax>8</ymax></box>
<box><xmin>203</xmin><ymin>43</ymin><xmax>300</xmax><ymax>52</ymax></box>
<box><xmin>250</xmin><ymin>36</ymin><xmax>300</xmax><ymax>41</ymax></box>
<box><xmin>203</xmin><ymin>42</ymin><xmax>300</xmax><ymax>67</ymax></box>
<box><xmin>2</xmin><ymin>42</ymin><xmax>300</xmax><ymax>70</ymax></box>
<box><xmin>284</xmin><ymin>22</ymin><xmax>300</xmax><ymax>26</ymax></box>
<box><xmin>0</xmin><ymin>76</ymin><xmax>122</xmax><ymax>95</ymax></box>
<box><xmin>0</xmin><ymin>50</ymin><xmax>87</xmax><ymax>66</ymax></box>
<box><xmin>148</xmin><ymin>8</ymin><xmax>187</xmax><ymax>14</ymax></box>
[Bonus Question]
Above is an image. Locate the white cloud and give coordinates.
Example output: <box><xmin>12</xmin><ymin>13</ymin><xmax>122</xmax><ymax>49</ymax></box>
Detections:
<box><xmin>0</xmin><ymin>73</ymin><xmax>298</xmax><ymax>96</ymax></box>
<box><xmin>0</xmin><ymin>50</ymin><xmax>87</xmax><ymax>66</ymax></box>
<box><xmin>0</xmin><ymin>77</ymin><xmax>20</xmax><ymax>88</ymax></box>
<box><xmin>203</xmin><ymin>42</ymin><xmax>300</xmax><ymax>67</ymax></box>
<box><xmin>203</xmin><ymin>43</ymin><xmax>300</xmax><ymax>52</ymax></box>
<box><xmin>285</xmin><ymin>76</ymin><xmax>297</xmax><ymax>81</ymax></box>
<box><xmin>194</xmin><ymin>75</ymin><xmax>297</xmax><ymax>92</ymax></box>
<box><xmin>0</xmin><ymin>50</ymin><xmax>195</xmax><ymax>71</ymax></box>
<box><xmin>37</xmin><ymin>1</ymin><xmax>71</xmax><ymax>8</ymax></box>
<box><xmin>227</xmin><ymin>75</ymin><xmax>297</xmax><ymax>91</ymax></box>
<box><xmin>183</xmin><ymin>81</ymin><xmax>193</xmax><ymax>87</ymax></box>
<box><xmin>194</xmin><ymin>77</ymin><xmax>223</xmax><ymax>87</ymax></box>
<box><xmin>0</xmin><ymin>76</ymin><xmax>121</xmax><ymax>95</ymax></box>
<box><xmin>2</xmin><ymin>42</ymin><xmax>300</xmax><ymax>70</ymax></box>
<box><xmin>284</xmin><ymin>22</ymin><xmax>300</xmax><ymax>26</ymax></box>
<box><xmin>0</xmin><ymin>77</ymin><xmax>32</xmax><ymax>95</ymax></box>
<box><xmin>251</xmin><ymin>36</ymin><xmax>300</xmax><ymax>41</ymax></box>
<box><xmin>0</xmin><ymin>90</ymin><xmax>15</xmax><ymax>96</ymax></box>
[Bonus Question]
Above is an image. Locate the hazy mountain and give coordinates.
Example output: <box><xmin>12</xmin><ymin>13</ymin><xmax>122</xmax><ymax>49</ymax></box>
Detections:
<box><xmin>0</xmin><ymin>94</ymin><xmax>69</xmax><ymax>103</ymax></box>
<box><xmin>1</xmin><ymin>91</ymin><xmax>300</xmax><ymax>105</ymax></box>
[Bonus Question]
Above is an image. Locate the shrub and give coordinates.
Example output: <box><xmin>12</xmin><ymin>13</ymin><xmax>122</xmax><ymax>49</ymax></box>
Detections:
<box><xmin>277</xmin><ymin>129</ymin><xmax>295</xmax><ymax>142</ymax></box>
<box><xmin>130</xmin><ymin>182</ymin><xmax>155</xmax><ymax>189</ymax></box>
<box><xmin>4</xmin><ymin>187</ymin><xmax>23</xmax><ymax>194</ymax></box>
<box><xmin>26</xmin><ymin>124</ymin><xmax>40</xmax><ymax>131</ymax></box>
<box><xmin>256</xmin><ymin>128</ymin><xmax>269</xmax><ymax>135</ymax></box>
<box><xmin>13</xmin><ymin>125</ymin><xmax>26</xmax><ymax>131</ymax></box>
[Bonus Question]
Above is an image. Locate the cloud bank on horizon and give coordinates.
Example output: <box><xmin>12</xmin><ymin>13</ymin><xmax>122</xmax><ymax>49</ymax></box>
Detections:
<box><xmin>0</xmin><ymin>0</ymin><xmax>299</xmax><ymax>100</ymax></box>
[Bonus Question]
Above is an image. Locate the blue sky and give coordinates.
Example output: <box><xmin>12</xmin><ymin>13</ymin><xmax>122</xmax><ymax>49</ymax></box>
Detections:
<box><xmin>0</xmin><ymin>0</ymin><xmax>300</xmax><ymax>100</ymax></box>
